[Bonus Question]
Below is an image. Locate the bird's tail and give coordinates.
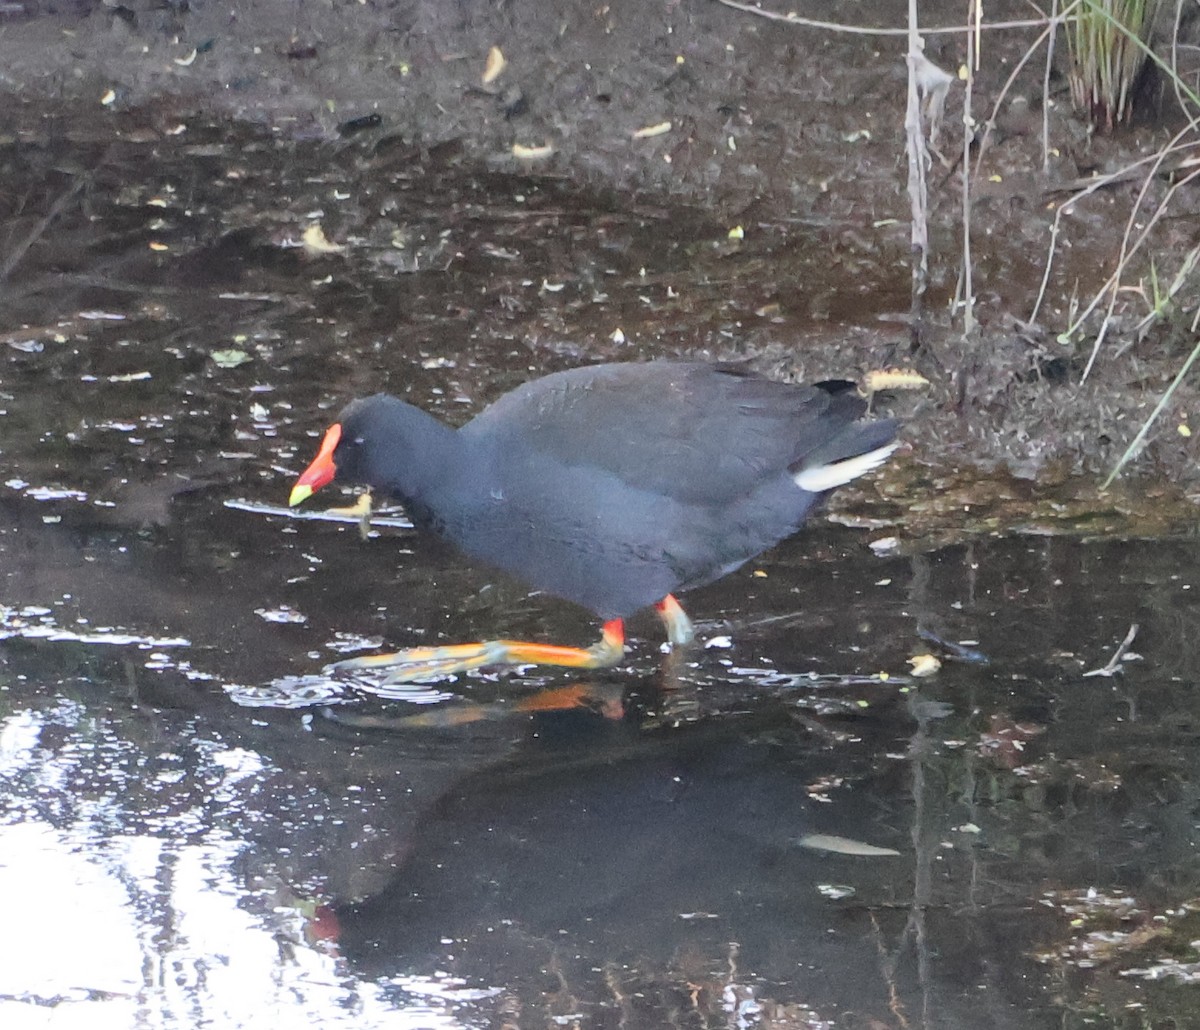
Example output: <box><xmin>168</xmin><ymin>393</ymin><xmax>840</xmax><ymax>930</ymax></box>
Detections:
<box><xmin>791</xmin><ymin>419</ymin><xmax>899</xmax><ymax>492</ymax></box>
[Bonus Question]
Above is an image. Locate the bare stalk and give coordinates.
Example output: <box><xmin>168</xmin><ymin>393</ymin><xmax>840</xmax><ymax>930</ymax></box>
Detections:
<box><xmin>1029</xmin><ymin>130</ymin><xmax>1196</xmax><ymax>326</ymax></box>
<box><xmin>972</xmin><ymin>18</ymin><xmax>1059</xmax><ymax>178</ymax></box>
<box><xmin>1043</xmin><ymin>0</ymin><xmax>1060</xmax><ymax>173</ymax></box>
<box><xmin>905</xmin><ymin>0</ymin><xmax>931</xmax><ymax>348</ymax></box>
<box><xmin>713</xmin><ymin>0</ymin><xmax>1072</xmax><ymax>37</ymax></box>
<box><xmin>1103</xmin><ymin>340</ymin><xmax>1200</xmax><ymax>487</ymax></box>
<box><xmin>961</xmin><ymin>0</ymin><xmax>979</xmax><ymax>336</ymax></box>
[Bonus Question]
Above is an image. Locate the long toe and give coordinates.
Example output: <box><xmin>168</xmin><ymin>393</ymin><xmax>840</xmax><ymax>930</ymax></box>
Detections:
<box><xmin>327</xmin><ymin>643</ymin><xmax>485</xmax><ymax>672</ymax></box>
<box><xmin>326</xmin><ymin>642</ymin><xmax>506</xmax><ymax>681</ymax></box>
<box><xmin>379</xmin><ymin>657</ymin><xmax>480</xmax><ymax>685</ymax></box>
<box><xmin>326</xmin><ymin>650</ymin><xmax>424</xmax><ymax>672</ymax></box>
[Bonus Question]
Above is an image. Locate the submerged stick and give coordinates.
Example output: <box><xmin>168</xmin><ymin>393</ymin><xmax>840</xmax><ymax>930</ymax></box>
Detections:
<box><xmin>1082</xmin><ymin>623</ymin><xmax>1139</xmax><ymax>676</ymax></box>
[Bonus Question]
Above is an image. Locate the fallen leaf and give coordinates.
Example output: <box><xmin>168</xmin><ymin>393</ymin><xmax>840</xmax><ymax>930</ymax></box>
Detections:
<box><xmin>908</xmin><ymin>653</ymin><xmax>942</xmax><ymax>677</ymax></box>
<box><xmin>302</xmin><ymin>224</ymin><xmax>344</xmax><ymax>256</ymax></box>
<box><xmin>211</xmin><ymin>349</ymin><xmax>251</xmax><ymax>369</ymax></box>
<box><xmin>482</xmin><ymin>46</ymin><xmax>506</xmax><ymax>85</ymax></box>
<box><xmin>797</xmin><ymin>834</ymin><xmax>901</xmax><ymax>857</ymax></box>
<box><xmin>511</xmin><ymin>142</ymin><xmax>554</xmax><ymax>160</ymax></box>
<box><xmin>632</xmin><ymin>121</ymin><xmax>672</xmax><ymax>140</ymax></box>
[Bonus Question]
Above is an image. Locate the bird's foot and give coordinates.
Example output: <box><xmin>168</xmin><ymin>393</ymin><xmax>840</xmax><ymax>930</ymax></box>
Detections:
<box><xmin>327</xmin><ymin>640</ymin><xmax>512</xmax><ymax>683</ymax></box>
<box><xmin>326</xmin><ymin>621</ymin><xmax>626</xmax><ymax>685</ymax></box>
<box><xmin>655</xmin><ymin>595</ymin><xmax>695</xmax><ymax>645</ymax></box>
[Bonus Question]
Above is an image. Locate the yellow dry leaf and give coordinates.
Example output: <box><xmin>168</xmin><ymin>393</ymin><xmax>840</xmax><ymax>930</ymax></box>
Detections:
<box><xmin>632</xmin><ymin>121</ymin><xmax>672</xmax><ymax>140</ymax></box>
<box><xmin>302</xmin><ymin>224</ymin><xmax>344</xmax><ymax>255</ymax></box>
<box><xmin>908</xmin><ymin>654</ymin><xmax>942</xmax><ymax>677</ymax></box>
<box><xmin>482</xmin><ymin>46</ymin><xmax>506</xmax><ymax>85</ymax></box>
<box><xmin>512</xmin><ymin>143</ymin><xmax>554</xmax><ymax>160</ymax></box>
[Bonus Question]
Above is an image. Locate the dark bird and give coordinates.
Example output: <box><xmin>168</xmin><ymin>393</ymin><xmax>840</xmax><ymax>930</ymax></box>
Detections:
<box><xmin>289</xmin><ymin>361</ymin><xmax>897</xmax><ymax>682</ymax></box>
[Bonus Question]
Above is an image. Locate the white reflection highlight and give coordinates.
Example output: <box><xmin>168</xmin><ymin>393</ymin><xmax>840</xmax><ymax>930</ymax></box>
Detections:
<box><xmin>0</xmin><ymin>711</ymin><xmax>489</xmax><ymax>1030</ymax></box>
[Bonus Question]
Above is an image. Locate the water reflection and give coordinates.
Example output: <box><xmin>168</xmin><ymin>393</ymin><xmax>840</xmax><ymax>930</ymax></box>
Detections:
<box><xmin>0</xmin><ymin>701</ymin><xmax>501</xmax><ymax>1029</ymax></box>
<box><xmin>8</xmin><ymin>461</ymin><xmax>1200</xmax><ymax>1027</ymax></box>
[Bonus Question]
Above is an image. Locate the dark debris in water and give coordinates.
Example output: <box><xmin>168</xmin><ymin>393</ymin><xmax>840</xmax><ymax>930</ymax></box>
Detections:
<box><xmin>1037</xmin><ymin>888</ymin><xmax>1200</xmax><ymax>988</ymax></box>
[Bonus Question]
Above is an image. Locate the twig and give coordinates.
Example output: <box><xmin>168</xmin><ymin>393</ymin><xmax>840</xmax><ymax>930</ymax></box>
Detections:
<box><xmin>960</xmin><ymin>0</ymin><xmax>978</xmax><ymax>335</ymax></box>
<box><xmin>1081</xmin><ymin>623</ymin><xmax>1139</xmax><ymax>676</ymax></box>
<box><xmin>1103</xmin><ymin>334</ymin><xmax>1200</xmax><ymax>486</ymax></box>
<box><xmin>1168</xmin><ymin>0</ymin><xmax>1200</xmax><ymax>133</ymax></box>
<box><xmin>1028</xmin><ymin>216</ymin><xmax>1061</xmax><ymax>325</ymax></box>
<box><xmin>0</xmin><ymin>175</ymin><xmax>87</xmax><ymax>286</ymax></box>
<box><xmin>972</xmin><ymin>18</ymin><xmax>1061</xmax><ymax>177</ymax></box>
<box><xmin>1028</xmin><ymin>132</ymin><xmax>1198</xmax><ymax>325</ymax></box>
<box><xmin>1043</xmin><ymin>0</ymin><xmax>1058</xmax><ymax>174</ymax></box>
<box><xmin>712</xmin><ymin>0</ymin><xmax>1075</xmax><ymax>36</ymax></box>
<box><xmin>1079</xmin><ymin>157</ymin><xmax>1200</xmax><ymax>380</ymax></box>
<box><xmin>904</xmin><ymin>7</ymin><xmax>931</xmax><ymax>349</ymax></box>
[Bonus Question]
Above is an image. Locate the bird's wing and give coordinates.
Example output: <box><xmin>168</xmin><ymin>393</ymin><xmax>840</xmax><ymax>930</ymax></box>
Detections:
<box><xmin>462</xmin><ymin>363</ymin><xmax>870</xmax><ymax>505</ymax></box>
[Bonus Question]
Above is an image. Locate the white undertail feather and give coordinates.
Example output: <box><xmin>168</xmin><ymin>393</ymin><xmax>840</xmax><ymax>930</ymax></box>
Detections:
<box><xmin>792</xmin><ymin>441</ymin><xmax>900</xmax><ymax>493</ymax></box>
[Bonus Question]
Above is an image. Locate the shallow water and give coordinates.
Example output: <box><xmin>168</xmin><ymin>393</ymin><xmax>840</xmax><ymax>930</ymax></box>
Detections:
<box><xmin>7</xmin><ymin>504</ymin><xmax>1200</xmax><ymax>1017</ymax></box>
<box><xmin>9</xmin><ymin>480</ymin><xmax>1200</xmax><ymax>1029</ymax></box>
<box><xmin>5</xmin><ymin>115</ymin><xmax>1200</xmax><ymax>1030</ymax></box>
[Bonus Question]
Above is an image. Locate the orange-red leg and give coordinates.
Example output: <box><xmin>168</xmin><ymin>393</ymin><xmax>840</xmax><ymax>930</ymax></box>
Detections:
<box><xmin>328</xmin><ymin>619</ymin><xmax>626</xmax><ymax>684</ymax></box>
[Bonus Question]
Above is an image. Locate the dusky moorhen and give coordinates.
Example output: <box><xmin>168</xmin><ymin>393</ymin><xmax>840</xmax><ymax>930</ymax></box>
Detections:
<box><xmin>289</xmin><ymin>361</ymin><xmax>897</xmax><ymax>682</ymax></box>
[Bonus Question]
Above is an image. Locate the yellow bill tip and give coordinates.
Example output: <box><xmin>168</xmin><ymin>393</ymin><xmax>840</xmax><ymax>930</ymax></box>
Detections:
<box><xmin>288</xmin><ymin>483</ymin><xmax>314</xmax><ymax>508</ymax></box>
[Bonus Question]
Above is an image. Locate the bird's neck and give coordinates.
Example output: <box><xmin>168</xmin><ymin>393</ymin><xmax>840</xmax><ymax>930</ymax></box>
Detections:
<box><xmin>369</xmin><ymin>405</ymin><xmax>485</xmax><ymax>529</ymax></box>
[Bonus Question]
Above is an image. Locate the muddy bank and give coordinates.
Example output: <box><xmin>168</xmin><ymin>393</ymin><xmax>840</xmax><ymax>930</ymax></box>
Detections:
<box><xmin>2</xmin><ymin>0</ymin><xmax>1200</xmax><ymax>503</ymax></box>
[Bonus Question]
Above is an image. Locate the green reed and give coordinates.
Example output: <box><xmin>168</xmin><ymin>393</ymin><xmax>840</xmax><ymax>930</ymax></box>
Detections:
<box><xmin>1066</xmin><ymin>0</ymin><xmax>1162</xmax><ymax>130</ymax></box>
